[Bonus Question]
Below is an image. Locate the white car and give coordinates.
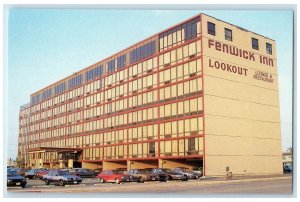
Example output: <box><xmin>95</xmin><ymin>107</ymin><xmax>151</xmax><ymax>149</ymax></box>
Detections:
<box><xmin>42</xmin><ymin>170</ymin><xmax>82</xmax><ymax>186</ymax></box>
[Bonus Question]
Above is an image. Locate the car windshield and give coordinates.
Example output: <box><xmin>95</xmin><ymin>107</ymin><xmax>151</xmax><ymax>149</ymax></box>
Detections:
<box><xmin>7</xmin><ymin>171</ymin><xmax>19</xmax><ymax>176</ymax></box>
<box><xmin>180</xmin><ymin>168</ymin><xmax>189</xmax><ymax>172</ymax></box>
<box><xmin>57</xmin><ymin>171</ymin><xmax>70</xmax><ymax>176</ymax></box>
<box><xmin>112</xmin><ymin>170</ymin><xmax>124</xmax><ymax>174</ymax></box>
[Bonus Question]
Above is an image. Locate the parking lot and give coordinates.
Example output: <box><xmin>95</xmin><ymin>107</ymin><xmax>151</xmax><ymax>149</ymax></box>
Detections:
<box><xmin>7</xmin><ymin>173</ymin><xmax>292</xmax><ymax>194</ymax></box>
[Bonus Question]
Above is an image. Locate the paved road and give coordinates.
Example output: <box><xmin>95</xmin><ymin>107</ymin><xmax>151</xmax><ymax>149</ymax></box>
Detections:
<box><xmin>7</xmin><ymin>174</ymin><xmax>292</xmax><ymax>195</ymax></box>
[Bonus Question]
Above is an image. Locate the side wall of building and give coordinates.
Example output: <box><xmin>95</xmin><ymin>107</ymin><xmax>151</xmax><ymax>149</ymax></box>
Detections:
<box><xmin>201</xmin><ymin>14</ymin><xmax>282</xmax><ymax>175</ymax></box>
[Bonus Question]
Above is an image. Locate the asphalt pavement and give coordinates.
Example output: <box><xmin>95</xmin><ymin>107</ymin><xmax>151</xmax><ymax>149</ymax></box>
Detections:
<box><xmin>6</xmin><ymin>173</ymin><xmax>293</xmax><ymax>195</ymax></box>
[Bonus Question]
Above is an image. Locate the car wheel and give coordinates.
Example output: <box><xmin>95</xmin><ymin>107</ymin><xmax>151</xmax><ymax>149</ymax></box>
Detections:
<box><xmin>45</xmin><ymin>179</ymin><xmax>50</xmax><ymax>185</ymax></box>
<box><xmin>100</xmin><ymin>178</ymin><xmax>104</xmax><ymax>183</ymax></box>
<box><xmin>21</xmin><ymin>184</ymin><xmax>26</xmax><ymax>188</ymax></box>
<box><xmin>138</xmin><ymin>177</ymin><xmax>144</xmax><ymax>183</ymax></box>
<box><xmin>164</xmin><ymin>176</ymin><xmax>169</xmax><ymax>182</ymax></box>
<box><xmin>183</xmin><ymin>175</ymin><xmax>188</xmax><ymax>181</ymax></box>
<box><xmin>59</xmin><ymin>180</ymin><xmax>65</xmax><ymax>186</ymax></box>
<box><xmin>92</xmin><ymin>174</ymin><xmax>95</xmax><ymax>178</ymax></box>
<box><xmin>115</xmin><ymin>178</ymin><xmax>120</xmax><ymax>184</ymax></box>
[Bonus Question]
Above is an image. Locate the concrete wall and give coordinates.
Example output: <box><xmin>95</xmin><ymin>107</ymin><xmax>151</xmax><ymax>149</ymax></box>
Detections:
<box><xmin>82</xmin><ymin>162</ymin><xmax>102</xmax><ymax>169</ymax></box>
<box><xmin>128</xmin><ymin>160</ymin><xmax>158</xmax><ymax>170</ymax></box>
<box><xmin>102</xmin><ymin>161</ymin><xmax>127</xmax><ymax>170</ymax></box>
<box><xmin>158</xmin><ymin>159</ymin><xmax>202</xmax><ymax>170</ymax></box>
<box><xmin>201</xmin><ymin>14</ymin><xmax>282</xmax><ymax>176</ymax></box>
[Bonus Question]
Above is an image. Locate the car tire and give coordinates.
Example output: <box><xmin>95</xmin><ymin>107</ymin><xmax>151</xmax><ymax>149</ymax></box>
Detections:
<box><xmin>59</xmin><ymin>180</ymin><xmax>65</xmax><ymax>186</ymax></box>
<box><xmin>164</xmin><ymin>176</ymin><xmax>169</xmax><ymax>182</ymax></box>
<box><xmin>100</xmin><ymin>178</ymin><xmax>104</xmax><ymax>183</ymax></box>
<box><xmin>92</xmin><ymin>174</ymin><xmax>95</xmax><ymax>178</ymax></box>
<box><xmin>21</xmin><ymin>184</ymin><xmax>26</xmax><ymax>188</ymax></box>
<box><xmin>45</xmin><ymin>179</ymin><xmax>50</xmax><ymax>185</ymax></box>
<box><xmin>138</xmin><ymin>177</ymin><xmax>144</xmax><ymax>183</ymax></box>
<box><xmin>183</xmin><ymin>175</ymin><xmax>188</xmax><ymax>181</ymax></box>
<box><xmin>115</xmin><ymin>178</ymin><xmax>120</xmax><ymax>184</ymax></box>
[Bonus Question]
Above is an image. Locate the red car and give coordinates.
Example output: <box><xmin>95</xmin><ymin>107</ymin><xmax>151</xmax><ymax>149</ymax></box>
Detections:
<box><xmin>35</xmin><ymin>170</ymin><xmax>50</xmax><ymax>179</ymax></box>
<box><xmin>97</xmin><ymin>170</ymin><xmax>132</xmax><ymax>184</ymax></box>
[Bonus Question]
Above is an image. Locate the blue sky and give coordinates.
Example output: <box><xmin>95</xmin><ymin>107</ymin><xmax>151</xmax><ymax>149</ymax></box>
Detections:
<box><xmin>6</xmin><ymin>9</ymin><xmax>293</xmax><ymax>159</ymax></box>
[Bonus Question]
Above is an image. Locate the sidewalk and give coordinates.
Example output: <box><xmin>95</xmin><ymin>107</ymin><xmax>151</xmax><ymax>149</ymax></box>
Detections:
<box><xmin>200</xmin><ymin>173</ymin><xmax>292</xmax><ymax>182</ymax></box>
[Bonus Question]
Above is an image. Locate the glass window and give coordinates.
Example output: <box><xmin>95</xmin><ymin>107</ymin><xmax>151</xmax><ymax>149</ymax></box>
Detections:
<box><xmin>149</xmin><ymin>142</ymin><xmax>155</xmax><ymax>154</ymax></box>
<box><xmin>188</xmin><ymin>138</ymin><xmax>196</xmax><ymax>151</ymax></box>
<box><xmin>252</xmin><ymin>38</ymin><xmax>259</xmax><ymax>50</ymax></box>
<box><xmin>266</xmin><ymin>43</ymin><xmax>272</xmax><ymax>54</ymax></box>
<box><xmin>224</xmin><ymin>28</ymin><xmax>232</xmax><ymax>41</ymax></box>
<box><xmin>207</xmin><ymin>22</ymin><xmax>215</xmax><ymax>36</ymax></box>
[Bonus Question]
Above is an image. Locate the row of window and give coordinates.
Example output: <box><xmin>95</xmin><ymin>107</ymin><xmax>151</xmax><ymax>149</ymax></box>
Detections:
<box><xmin>28</xmin><ymin>75</ymin><xmax>202</xmax><ymax>131</ymax></box>
<box><xmin>29</xmin><ymin>18</ymin><xmax>201</xmax><ymax>107</ymax></box>
<box><xmin>29</xmin><ymin>38</ymin><xmax>198</xmax><ymax>109</ymax></box>
<box><xmin>28</xmin><ymin>57</ymin><xmax>200</xmax><ymax>120</ymax></box>
<box><xmin>159</xmin><ymin>17</ymin><xmax>200</xmax><ymax>51</ymax></box>
<box><xmin>129</xmin><ymin>41</ymin><xmax>156</xmax><ymax>65</ymax></box>
<box><xmin>85</xmin><ymin>65</ymin><xmax>103</xmax><ymax>82</ymax></box>
<box><xmin>27</xmin><ymin>136</ymin><xmax>203</xmax><ymax>161</ymax></box>
<box><xmin>207</xmin><ymin>21</ymin><xmax>273</xmax><ymax>54</ymax></box>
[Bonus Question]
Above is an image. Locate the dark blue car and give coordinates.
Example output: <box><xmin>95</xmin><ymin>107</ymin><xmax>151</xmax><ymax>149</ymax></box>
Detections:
<box><xmin>7</xmin><ymin>171</ymin><xmax>27</xmax><ymax>188</ymax></box>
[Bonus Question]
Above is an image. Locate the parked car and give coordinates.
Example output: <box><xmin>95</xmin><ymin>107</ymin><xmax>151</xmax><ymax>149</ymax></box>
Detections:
<box><xmin>128</xmin><ymin>169</ymin><xmax>160</xmax><ymax>182</ymax></box>
<box><xmin>17</xmin><ymin>168</ymin><xmax>29</xmax><ymax>177</ymax></box>
<box><xmin>7</xmin><ymin>170</ymin><xmax>27</xmax><ymax>188</ymax></box>
<box><xmin>25</xmin><ymin>168</ymin><xmax>48</xmax><ymax>179</ymax></box>
<box><xmin>70</xmin><ymin>168</ymin><xmax>96</xmax><ymax>178</ymax></box>
<box><xmin>283</xmin><ymin>165</ymin><xmax>292</xmax><ymax>173</ymax></box>
<box><xmin>151</xmin><ymin>168</ymin><xmax>188</xmax><ymax>181</ymax></box>
<box><xmin>97</xmin><ymin>170</ymin><xmax>132</xmax><ymax>184</ymax></box>
<box><xmin>35</xmin><ymin>170</ymin><xmax>50</xmax><ymax>179</ymax></box>
<box><xmin>172</xmin><ymin>167</ymin><xmax>202</xmax><ymax>179</ymax></box>
<box><xmin>42</xmin><ymin>170</ymin><xmax>82</xmax><ymax>186</ymax></box>
<box><xmin>192</xmin><ymin>167</ymin><xmax>203</xmax><ymax>176</ymax></box>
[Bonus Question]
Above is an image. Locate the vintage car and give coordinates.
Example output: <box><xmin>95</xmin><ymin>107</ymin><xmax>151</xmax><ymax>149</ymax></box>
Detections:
<box><xmin>69</xmin><ymin>168</ymin><xmax>96</xmax><ymax>178</ymax></box>
<box><xmin>97</xmin><ymin>170</ymin><xmax>132</xmax><ymax>184</ymax></box>
<box><xmin>24</xmin><ymin>168</ymin><xmax>48</xmax><ymax>179</ymax></box>
<box><xmin>42</xmin><ymin>170</ymin><xmax>82</xmax><ymax>186</ymax></box>
<box><xmin>172</xmin><ymin>167</ymin><xmax>202</xmax><ymax>179</ymax></box>
<box><xmin>151</xmin><ymin>168</ymin><xmax>188</xmax><ymax>181</ymax></box>
<box><xmin>128</xmin><ymin>169</ymin><xmax>160</xmax><ymax>182</ymax></box>
<box><xmin>35</xmin><ymin>170</ymin><xmax>50</xmax><ymax>179</ymax></box>
<box><xmin>7</xmin><ymin>171</ymin><xmax>27</xmax><ymax>188</ymax></box>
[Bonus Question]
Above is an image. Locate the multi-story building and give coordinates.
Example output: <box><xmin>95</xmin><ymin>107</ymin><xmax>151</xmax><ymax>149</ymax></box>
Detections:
<box><xmin>18</xmin><ymin>13</ymin><xmax>282</xmax><ymax>175</ymax></box>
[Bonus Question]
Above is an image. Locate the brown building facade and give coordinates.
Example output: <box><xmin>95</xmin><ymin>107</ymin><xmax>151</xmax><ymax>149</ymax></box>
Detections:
<box><xmin>18</xmin><ymin>13</ymin><xmax>282</xmax><ymax>176</ymax></box>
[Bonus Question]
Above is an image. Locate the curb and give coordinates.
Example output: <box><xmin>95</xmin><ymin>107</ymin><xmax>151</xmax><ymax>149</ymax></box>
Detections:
<box><xmin>65</xmin><ymin>184</ymin><xmax>86</xmax><ymax>187</ymax></box>
<box><xmin>32</xmin><ymin>185</ymin><xmax>55</xmax><ymax>188</ymax></box>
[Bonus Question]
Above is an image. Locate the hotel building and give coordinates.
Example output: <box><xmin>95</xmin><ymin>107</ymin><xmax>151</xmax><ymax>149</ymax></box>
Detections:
<box><xmin>18</xmin><ymin>13</ymin><xmax>282</xmax><ymax>175</ymax></box>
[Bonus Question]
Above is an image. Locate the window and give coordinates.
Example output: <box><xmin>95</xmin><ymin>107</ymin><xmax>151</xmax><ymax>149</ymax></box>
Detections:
<box><xmin>184</xmin><ymin>19</ymin><xmax>198</xmax><ymax>41</ymax></box>
<box><xmin>117</xmin><ymin>54</ymin><xmax>126</xmax><ymax>69</ymax></box>
<box><xmin>207</xmin><ymin>22</ymin><xmax>215</xmax><ymax>36</ymax></box>
<box><xmin>188</xmin><ymin>138</ymin><xmax>196</xmax><ymax>151</ymax></box>
<box><xmin>252</xmin><ymin>38</ymin><xmax>259</xmax><ymax>50</ymax></box>
<box><xmin>130</xmin><ymin>41</ymin><xmax>156</xmax><ymax>64</ymax></box>
<box><xmin>266</xmin><ymin>43</ymin><xmax>272</xmax><ymax>54</ymax></box>
<box><xmin>224</xmin><ymin>28</ymin><xmax>232</xmax><ymax>41</ymax></box>
<box><xmin>149</xmin><ymin>142</ymin><xmax>155</xmax><ymax>154</ymax></box>
<box><xmin>107</xmin><ymin>59</ymin><xmax>115</xmax><ymax>73</ymax></box>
